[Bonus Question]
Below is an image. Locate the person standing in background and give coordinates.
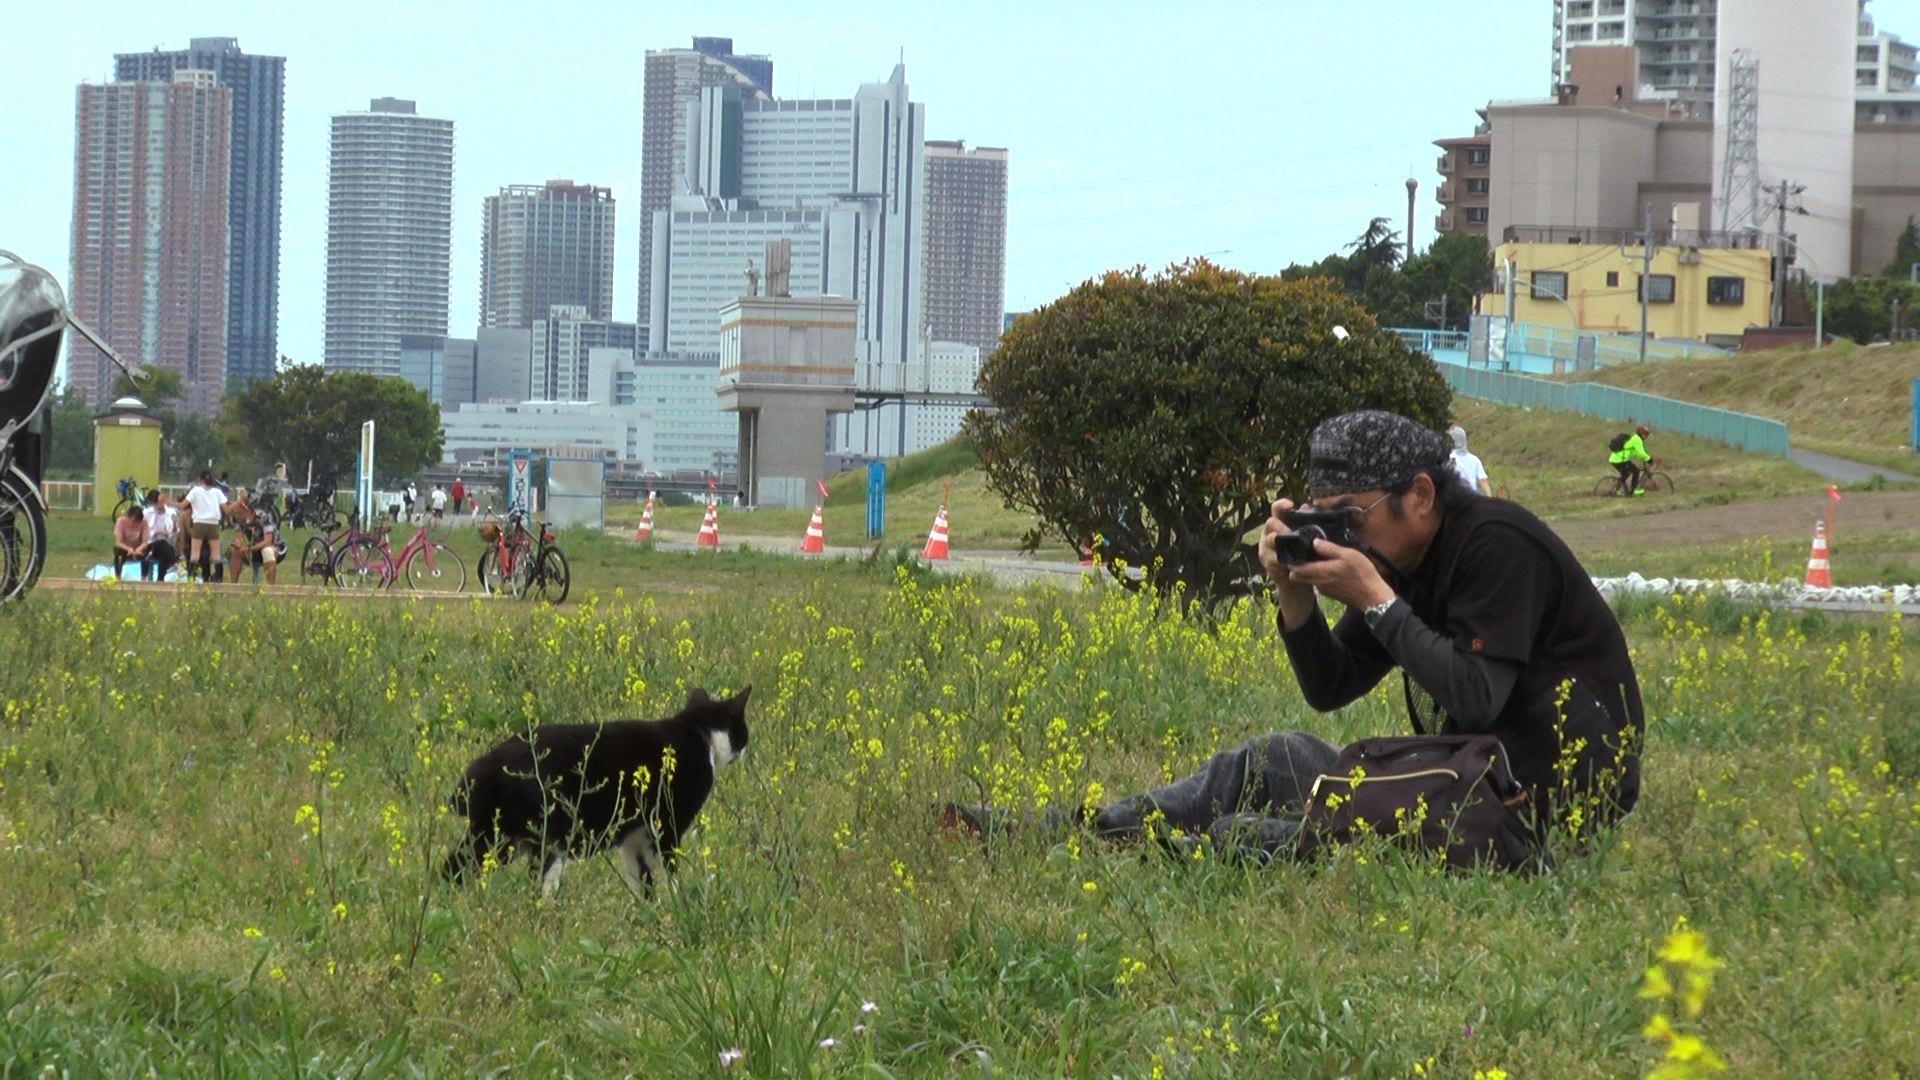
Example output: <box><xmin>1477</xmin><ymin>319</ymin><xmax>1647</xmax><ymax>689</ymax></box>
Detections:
<box><xmin>1448</xmin><ymin>425</ymin><xmax>1494</xmax><ymax>497</ymax></box>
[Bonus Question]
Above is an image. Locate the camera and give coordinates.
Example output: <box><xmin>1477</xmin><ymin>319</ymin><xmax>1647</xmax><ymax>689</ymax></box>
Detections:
<box><xmin>1271</xmin><ymin>507</ymin><xmax>1362</xmax><ymax>565</ymax></box>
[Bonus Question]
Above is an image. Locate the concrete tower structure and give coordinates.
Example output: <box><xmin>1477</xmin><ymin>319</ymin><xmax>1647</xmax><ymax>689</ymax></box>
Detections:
<box><xmin>114</xmin><ymin>37</ymin><xmax>284</xmax><ymax>392</ymax></box>
<box><xmin>923</xmin><ymin>140</ymin><xmax>1009</xmax><ymax>357</ymax></box>
<box><xmin>323</xmin><ymin>98</ymin><xmax>455</xmax><ymax>378</ymax></box>
<box><xmin>480</xmin><ymin>180</ymin><xmax>617</xmax><ymax>329</ymax></box>
<box><xmin>69</xmin><ymin>72</ymin><xmax>231</xmax><ymax>416</ymax></box>
<box><xmin>1712</xmin><ymin>0</ymin><xmax>1855</xmax><ymax>281</ymax></box>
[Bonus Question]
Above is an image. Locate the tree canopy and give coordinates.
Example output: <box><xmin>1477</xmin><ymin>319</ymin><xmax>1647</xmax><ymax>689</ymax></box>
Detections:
<box><xmin>217</xmin><ymin>364</ymin><xmax>442</xmax><ymax>485</ymax></box>
<box><xmin>1282</xmin><ymin>220</ymin><xmax>1492</xmax><ymax>331</ymax></box>
<box><xmin>966</xmin><ymin>260</ymin><xmax>1452</xmax><ymax>610</ymax></box>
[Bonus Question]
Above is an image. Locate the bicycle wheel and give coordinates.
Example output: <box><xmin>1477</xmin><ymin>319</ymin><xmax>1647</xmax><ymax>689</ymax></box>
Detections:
<box><xmin>332</xmin><ymin>537</ymin><xmax>392</xmax><ymax>590</ymax></box>
<box><xmin>405</xmin><ymin>542</ymin><xmax>467</xmax><ymax>594</ymax></box>
<box><xmin>1592</xmin><ymin>475</ymin><xmax>1621</xmax><ymax>498</ymax></box>
<box><xmin>1648</xmin><ymin>471</ymin><xmax>1675</xmax><ymax>494</ymax></box>
<box><xmin>535</xmin><ymin>547</ymin><xmax>570</xmax><ymax>605</ymax></box>
<box><xmin>0</xmin><ymin>471</ymin><xmax>47</xmax><ymax>602</ymax></box>
<box><xmin>311</xmin><ymin>500</ymin><xmax>340</xmax><ymax>533</ymax></box>
<box><xmin>300</xmin><ymin>536</ymin><xmax>334</xmax><ymax>585</ymax></box>
<box><xmin>479</xmin><ymin>546</ymin><xmax>524</xmax><ymax>597</ymax></box>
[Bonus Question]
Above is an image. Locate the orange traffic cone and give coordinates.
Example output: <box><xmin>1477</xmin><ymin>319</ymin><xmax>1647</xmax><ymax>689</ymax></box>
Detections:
<box><xmin>800</xmin><ymin>505</ymin><xmax>826</xmax><ymax>554</ymax></box>
<box><xmin>634</xmin><ymin>492</ymin><xmax>655</xmax><ymax>543</ymax></box>
<box><xmin>1804</xmin><ymin>520</ymin><xmax>1832</xmax><ymax>588</ymax></box>
<box><xmin>921</xmin><ymin>505</ymin><xmax>951</xmax><ymax>561</ymax></box>
<box><xmin>696</xmin><ymin>501</ymin><xmax>720</xmax><ymax>550</ymax></box>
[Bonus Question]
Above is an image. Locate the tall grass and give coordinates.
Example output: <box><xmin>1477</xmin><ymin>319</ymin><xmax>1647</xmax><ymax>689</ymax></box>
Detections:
<box><xmin>1</xmin><ymin>571</ymin><xmax>1916</xmax><ymax>1075</ymax></box>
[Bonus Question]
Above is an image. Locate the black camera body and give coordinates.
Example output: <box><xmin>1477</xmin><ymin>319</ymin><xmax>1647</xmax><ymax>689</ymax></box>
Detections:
<box><xmin>1272</xmin><ymin>508</ymin><xmax>1362</xmax><ymax>565</ymax></box>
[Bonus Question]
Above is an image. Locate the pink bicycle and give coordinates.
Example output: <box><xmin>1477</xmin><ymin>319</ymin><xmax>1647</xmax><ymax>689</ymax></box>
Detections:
<box><xmin>368</xmin><ymin>523</ymin><xmax>468</xmax><ymax>593</ymax></box>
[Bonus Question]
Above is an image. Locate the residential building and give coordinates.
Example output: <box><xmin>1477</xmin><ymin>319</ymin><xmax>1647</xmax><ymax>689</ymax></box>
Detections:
<box><xmin>68</xmin><ymin>71</ymin><xmax>231</xmax><ymax>416</ymax></box>
<box><xmin>323</xmin><ymin>98</ymin><xmax>454</xmax><ymax>379</ymax></box>
<box><xmin>1433</xmin><ymin>133</ymin><xmax>1491</xmax><ymax>237</ymax></box>
<box><xmin>1550</xmin><ymin>0</ymin><xmax>1920</xmax><ymax>121</ymax></box>
<box><xmin>531</xmin><ymin>305</ymin><xmax>639</xmax><ymax>401</ymax></box>
<box><xmin>627</xmin><ymin>356</ymin><xmax>739</xmax><ymax>474</ymax></box>
<box><xmin>115</xmin><ymin>37</ymin><xmax>285</xmax><ymax>392</ymax></box>
<box><xmin>1484</xmin><ymin>236</ymin><xmax>1772</xmax><ymax>345</ymax></box>
<box><xmin>904</xmin><ymin>340</ymin><xmax>982</xmax><ymax>454</ymax></box>
<box><xmin>924</xmin><ymin>141</ymin><xmax>1009</xmax><ymax>356</ymax></box>
<box><xmin>637</xmin><ymin>37</ymin><xmax>773</xmax><ymax>329</ymax></box>
<box><xmin>480</xmin><ymin>180</ymin><xmax>617</xmax><ymax>329</ymax></box>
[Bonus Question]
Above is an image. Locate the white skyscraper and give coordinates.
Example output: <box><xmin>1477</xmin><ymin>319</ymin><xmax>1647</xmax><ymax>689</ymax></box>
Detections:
<box><xmin>324</xmin><ymin>98</ymin><xmax>454</xmax><ymax>378</ymax></box>
<box><xmin>648</xmin><ymin>64</ymin><xmax>926</xmax><ymax>372</ymax></box>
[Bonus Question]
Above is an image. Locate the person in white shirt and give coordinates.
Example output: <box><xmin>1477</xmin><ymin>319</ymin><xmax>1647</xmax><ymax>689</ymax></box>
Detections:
<box><xmin>1448</xmin><ymin>426</ymin><xmax>1494</xmax><ymax>497</ymax></box>
<box><xmin>429</xmin><ymin>484</ymin><xmax>447</xmax><ymax>523</ymax></box>
<box><xmin>181</xmin><ymin>469</ymin><xmax>229</xmax><ymax>582</ymax></box>
<box><xmin>142</xmin><ymin>490</ymin><xmax>181</xmax><ymax>581</ymax></box>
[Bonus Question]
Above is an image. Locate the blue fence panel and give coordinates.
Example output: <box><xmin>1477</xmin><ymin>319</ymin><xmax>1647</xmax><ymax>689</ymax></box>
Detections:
<box><xmin>1433</xmin><ymin>364</ymin><xmax>1790</xmax><ymax>457</ymax></box>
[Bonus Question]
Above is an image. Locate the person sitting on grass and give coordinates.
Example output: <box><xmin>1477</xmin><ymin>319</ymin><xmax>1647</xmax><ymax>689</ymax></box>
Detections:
<box><xmin>111</xmin><ymin>505</ymin><xmax>147</xmax><ymax>579</ymax></box>
<box><xmin>225</xmin><ymin>492</ymin><xmax>280</xmax><ymax>586</ymax></box>
<box><xmin>946</xmin><ymin>410</ymin><xmax>1645</xmax><ymax>863</ymax></box>
<box><xmin>141</xmin><ymin>489</ymin><xmax>179</xmax><ymax>582</ymax></box>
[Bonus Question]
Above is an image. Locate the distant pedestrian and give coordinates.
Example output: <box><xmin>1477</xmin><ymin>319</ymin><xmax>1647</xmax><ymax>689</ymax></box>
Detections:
<box><xmin>404</xmin><ymin>480</ymin><xmax>418</xmax><ymax>521</ymax></box>
<box><xmin>429</xmin><ymin>483</ymin><xmax>447</xmax><ymax>523</ymax></box>
<box><xmin>1448</xmin><ymin>425</ymin><xmax>1494</xmax><ymax>497</ymax></box>
<box><xmin>450</xmin><ymin>478</ymin><xmax>465</xmax><ymax>515</ymax></box>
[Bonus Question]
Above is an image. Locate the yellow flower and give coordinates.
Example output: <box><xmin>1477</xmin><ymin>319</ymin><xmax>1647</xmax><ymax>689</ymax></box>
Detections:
<box><xmin>242</xmin><ymin>927</ymin><xmax>263</xmax><ymax>939</ymax></box>
<box><xmin>1638</xmin><ymin>964</ymin><xmax>1674</xmax><ymax>1000</ymax></box>
<box><xmin>1081</xmin><ymin>880</ymin><xmax>1098</xmax><ymax>894</ymax></box>
<box><xmin>1656</xmin><ymin>931</ymin><xmax>1722</xmax><ymax>971</ymax></box>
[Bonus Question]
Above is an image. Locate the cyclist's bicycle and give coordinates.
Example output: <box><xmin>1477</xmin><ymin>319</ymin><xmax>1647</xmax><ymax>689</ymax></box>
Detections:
<box><xmin>477</xmin><ymin>510</ymin><xmax>568</xmax><ymax>602</ymax></box>
<box><xmin>1</xmin><ymin>250</ymin><xmax>145</xmax><ymax>602</ymax></box>
<box><xmin>110</xmin><ymin>476</ymin><xmax>148</xmax><ymax>518</ymax></box>
<box><xmin>1593</xmin><ymin>456</ymin><xmax>1676</xmax><ymax>497</ymax></box>
<box><xmin>523</xmin><ymin>518</ymin><xmax>570</xmax><ymax>604</ymax></box>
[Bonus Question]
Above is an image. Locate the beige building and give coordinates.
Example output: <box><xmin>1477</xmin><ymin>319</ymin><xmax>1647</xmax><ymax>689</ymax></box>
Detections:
<box><xmin>716</xmin><ymin>281</ymin><xmax>858</xmax><ymax>509</ymax></box>
<box><xmin>1437</xmin><ymin>46</ymin><xmax>1920</xmax><ymax>277</ymax></box>
<box><xmin>1433</xmin><ymin>133</ymin><xmax>1490</xmax><ymax>237</ymax></box>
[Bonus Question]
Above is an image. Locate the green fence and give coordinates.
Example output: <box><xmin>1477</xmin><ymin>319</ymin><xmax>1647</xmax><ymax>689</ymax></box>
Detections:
<box><xmin>1441</xmin><ymin>365</ymin><xmax>1791</xmax><ymax>457</ymax></box>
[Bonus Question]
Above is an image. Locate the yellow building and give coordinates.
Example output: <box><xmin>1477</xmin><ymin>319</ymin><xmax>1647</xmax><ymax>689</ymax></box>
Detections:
<box><xmin>1481</xmin><ymin>240</ymin><xmax>1773</xmax><ymax>346</ymax></box>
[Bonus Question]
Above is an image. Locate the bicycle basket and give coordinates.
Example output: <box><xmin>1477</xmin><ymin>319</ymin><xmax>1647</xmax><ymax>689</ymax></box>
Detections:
<box><xmin>478</xmin><ymin>522</ymin><xmax>501</xmax><ymax>543</ymax></box>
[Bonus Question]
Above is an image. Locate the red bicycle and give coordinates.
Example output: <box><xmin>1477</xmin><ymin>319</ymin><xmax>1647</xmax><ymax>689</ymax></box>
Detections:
<box><xmin>300</xmin><ymin>511</ymin><xmax>392</xmax><ymax>589</ymax></box>
<box><xmin>371</xmin><ymin>523</ymin><xmax>468</xmax><ymax>593</ymax></box>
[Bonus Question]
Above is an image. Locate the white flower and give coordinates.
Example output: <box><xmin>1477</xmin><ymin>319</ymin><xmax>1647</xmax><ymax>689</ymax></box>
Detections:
<box><xmin>718</xmin><ymin>1047</ymin><xmax>744</xmax><ymax>1068</ymax></box>
<box><xmin>853</xmin><ymin>1024</ymin><xmax>868</xmax><ymax>1036</ymax></box>
<box><xmin>818</xmin><ymin>1038</ymin><xmax>838</xmax><ymax>1051</ymax></box>
<box><xmin>860</xmin><ymin>1000</ymin><xmax>878</xmax><ymax>1015</ymax></box>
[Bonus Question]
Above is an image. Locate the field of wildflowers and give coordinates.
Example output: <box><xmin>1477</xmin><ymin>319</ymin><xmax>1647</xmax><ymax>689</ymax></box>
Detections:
<box><xmin>1</xmin><ymin>565</ymin><xmax>1917</xmax><ymax>1076</ymax></box>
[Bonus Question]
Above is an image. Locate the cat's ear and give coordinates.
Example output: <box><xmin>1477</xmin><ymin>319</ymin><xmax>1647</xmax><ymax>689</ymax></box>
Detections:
<box><xmin>727</xmin><ymin>686</ymin><xmax>752</xmax><ymax>710</ymax></box>
<box><xmin>687</xmin><ymin>688</ymin><xmax>711</xmax><ymax>707</ymax></box>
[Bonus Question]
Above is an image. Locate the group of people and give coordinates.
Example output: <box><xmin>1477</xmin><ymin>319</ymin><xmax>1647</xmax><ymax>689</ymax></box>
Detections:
<box><xmin>109</xmin><ymin>470</ymin><xmax>280</xmax><ymax>585</ymax></box>
<box><xmin>400</xmin><ymin>479</ymin><xmax>467</xmax><ymax>523</ymax></box>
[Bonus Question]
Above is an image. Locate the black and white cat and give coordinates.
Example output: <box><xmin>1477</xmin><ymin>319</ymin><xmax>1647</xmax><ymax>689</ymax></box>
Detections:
<box><xmin>442</xmin><ymin>687</ymin><xmax>751</xmax><ymax>896</ymax></box>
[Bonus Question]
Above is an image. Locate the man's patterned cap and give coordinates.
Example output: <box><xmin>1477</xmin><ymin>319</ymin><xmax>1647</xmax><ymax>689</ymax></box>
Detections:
<box><xmin>1309</xmin><ymin>410</ymin><xmax>1450</xmax><ymax>498</ymax></box>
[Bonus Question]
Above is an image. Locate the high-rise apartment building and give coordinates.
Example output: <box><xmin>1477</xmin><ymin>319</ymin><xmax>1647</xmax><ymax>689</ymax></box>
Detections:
<box><xmin>637</xmin><ymin>38</ymin><xmax>772</xmax><ymax>329</ymax></box>
<box><xmin>649</xmin><ymin>64</ymin><xmax>926</xmax><ymax>367</ymax></box>
<box><xmin>480</xmin><ymin>180</ymin><xmax>617</xmax><ymax>329</ymax></box>
<box><xmin>923</xmin><ymin>141</ymin><xmax>1009</xmax><ymax>356</ymax></box>
<box><xmin>1550</xmin><ymin>0</ymin><xmax>1920</xmax><ymax>120</ymax></box>
<box><xmin>531</xmin><ymin>305</ymin><xmax>639</xmax><ymax>401</ymax></box>
<box><xmin>115</xmin><ymin>37</ymin><xmax>284</xmax><ymax>391</ymax></box>
<box><xmin>69</xmin><ymin>72</ymin><xmax>231</xmax><ymax>416</ymax></box>
<box><xmin>323</xmin><ymin>98</ymin><xmax>454</xmax><ymax>379</ymax></box>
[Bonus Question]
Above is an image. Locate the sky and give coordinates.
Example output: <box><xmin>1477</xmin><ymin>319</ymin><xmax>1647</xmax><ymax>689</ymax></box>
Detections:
<box><xmin>11</xmin><ymin>0</ymin><xmax>1920</xmax><ymax>372</ymax></box>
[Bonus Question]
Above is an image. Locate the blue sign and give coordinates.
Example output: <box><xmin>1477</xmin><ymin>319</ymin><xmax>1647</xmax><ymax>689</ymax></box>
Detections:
<box><xmin>507</xmin><ymin>450</ymin><xmax>534</xmax><ymax>513</ymax></box>
<box><xmin>866</xmin><ymin>460</ymin><xmax>887</xmax><ymax>539</ymax></box>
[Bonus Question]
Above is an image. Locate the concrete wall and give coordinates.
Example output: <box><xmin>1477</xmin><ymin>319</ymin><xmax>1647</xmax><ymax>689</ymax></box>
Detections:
<box><xmin>1488</xmin><ymin>105</ymin><xmax>1659</xmax><ymax>243</ymax></box>
<box><xmin>1853</xmin><ymin>124</ymin><xmax>1920</xmax><ymax>272</ymax></box>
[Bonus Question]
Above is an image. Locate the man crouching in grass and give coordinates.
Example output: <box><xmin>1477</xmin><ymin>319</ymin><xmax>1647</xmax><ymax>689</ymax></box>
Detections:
<box><xmin>946</xmin><ymin>410</ymin><xmax>1643</xmax><ymax>863</ymax></box>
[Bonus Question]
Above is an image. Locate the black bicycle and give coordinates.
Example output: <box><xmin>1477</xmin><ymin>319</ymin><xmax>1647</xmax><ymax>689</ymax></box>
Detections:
<box><xmin>1</xmin><ymin>250</ymin><xmax>145</xmax><ymax>601</ymax></box>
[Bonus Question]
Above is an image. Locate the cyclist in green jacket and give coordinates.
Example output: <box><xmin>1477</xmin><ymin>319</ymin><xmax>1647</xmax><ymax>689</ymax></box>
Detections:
<box><xmin>1608</xmin><ymin>425</ymin><xmax>1651</xmax><ymax>496</ymax></box>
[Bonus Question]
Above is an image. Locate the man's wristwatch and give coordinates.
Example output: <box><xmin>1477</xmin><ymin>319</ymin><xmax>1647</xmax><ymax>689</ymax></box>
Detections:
<box><xmin>1363</xmin><ymin>596</ymin><xmax>1398</xmax><ymax>629</ymax></box>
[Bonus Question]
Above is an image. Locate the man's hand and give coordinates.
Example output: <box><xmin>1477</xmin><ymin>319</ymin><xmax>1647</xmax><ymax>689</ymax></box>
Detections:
<box><xmin>1260</xmin><ymin>499</ymin><xmax>1326</xmax><ymax>631</ymax></box>
<box><xmin>1283</xmin><ymin>539</ymin><xmax>1396</xmax><ymax>613</ymax></box>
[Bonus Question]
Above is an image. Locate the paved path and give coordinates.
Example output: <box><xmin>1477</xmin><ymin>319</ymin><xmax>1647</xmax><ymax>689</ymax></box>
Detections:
<box><xmin>1788</xmin><ymin>448</ymin><xmax>1919</xmax><ymax>485</ymax></box>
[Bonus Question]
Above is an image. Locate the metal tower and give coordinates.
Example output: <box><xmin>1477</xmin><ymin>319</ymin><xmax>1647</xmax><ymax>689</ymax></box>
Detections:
<box><xmin>1717</xmin><ymin>49</ymin><xmax>1762</xmax><ymax>236</ymax></box>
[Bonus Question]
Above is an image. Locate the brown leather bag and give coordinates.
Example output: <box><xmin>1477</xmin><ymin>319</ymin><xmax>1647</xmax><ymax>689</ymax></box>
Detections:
<box><xmin>1296</xmin><ymin>734</ymin><xmax>1540</xmax><ymax>872</ymax></box>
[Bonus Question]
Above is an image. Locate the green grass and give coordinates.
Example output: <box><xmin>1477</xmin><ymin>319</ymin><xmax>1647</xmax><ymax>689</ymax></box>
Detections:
<box><xmin>1559</xmin><ymin>341</ymin><xmax>1920</xmax><ymax>474</ymax></box>
<box><xmin>2</xmin><ymin>556</ymin><xmax>1918</xmax><ymax>1074</ymax></box>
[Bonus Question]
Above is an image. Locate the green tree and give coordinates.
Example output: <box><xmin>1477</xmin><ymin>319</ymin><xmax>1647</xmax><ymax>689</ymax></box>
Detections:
<box><xmin>965</xmin><ymin>261</ymin><xmax>1452</xmax><ymax>610</ymax></box>
<box><xmin>218</xmin><ymin>364</ymin><xmax>443</xmax><ymax>485</ymax></box>
<box><xmin>107</xmin><ymin>367</ymin><xmax>226</xmax><ymax>477</ymax></box>
<box><xmin>1817</xmin><ymin>275</ymin><xmax>1920</xmax><ymax>343</ymax></box>
<box><xmin>46</xmin><ymin>385</ymin><xmax>94</xmax><ymax>477</ymax></box>
<box><xmin>1882</xmin><ymin>216</ymin><xmax>1920</xmax><ymax>279</ymax></box>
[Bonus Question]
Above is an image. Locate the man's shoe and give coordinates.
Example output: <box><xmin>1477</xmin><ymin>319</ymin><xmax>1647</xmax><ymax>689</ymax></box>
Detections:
<box><xmin>1090</xmin><ymin>796</ymin><xmax>1157</xmax><ymax>839</ymax></box>
<box><xmin>1632</xmin><ymin>488</ymin><xmax>1646</xmax><ymax>497</ymax></box>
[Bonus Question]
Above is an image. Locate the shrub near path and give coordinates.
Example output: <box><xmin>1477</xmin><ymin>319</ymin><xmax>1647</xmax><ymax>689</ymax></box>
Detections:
<box><xmin>1</xmin><ymin>577</ymin><xmax>1917</xmax><ymax>1075</ymax></box>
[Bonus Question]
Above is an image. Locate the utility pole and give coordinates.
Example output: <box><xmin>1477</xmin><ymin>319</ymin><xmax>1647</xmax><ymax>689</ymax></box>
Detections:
<box><xmin>1763</xmin><ymin>178</ymin><xmax>1807</xmax><ymax>327</ymax></box>
<box><xmin>1638</xmin><ymin>204</ymin><xmax>1654</xmax><ymax>364</ymax></box>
